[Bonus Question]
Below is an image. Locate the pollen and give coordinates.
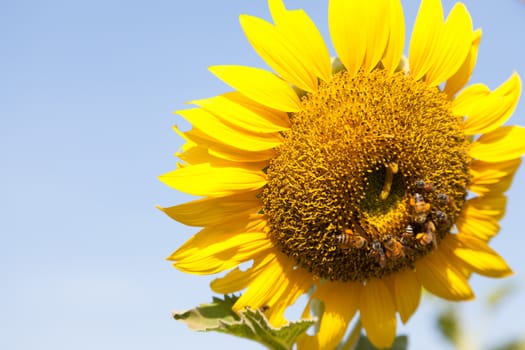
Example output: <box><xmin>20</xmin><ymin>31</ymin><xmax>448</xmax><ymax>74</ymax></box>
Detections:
<box><xmin>262</xmin><ymin>69</ymin><xmax>471</xmax><ymax>282</ymax></box>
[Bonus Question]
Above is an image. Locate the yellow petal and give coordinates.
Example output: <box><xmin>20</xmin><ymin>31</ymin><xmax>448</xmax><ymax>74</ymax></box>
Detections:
<box><xmin>268</xmin><ymin>0</ymin><xmax>332</xmax><ymax>83</ymax></box>
<box><xmin>172</xmin><ymin>215</ymin><xmax>267</xmax><ymax>259</ymax></box>
<box><xmin>172</xmin><ymin>235</ymin><xmax>272</xmax><ymax>275</ymax></box>
<box><xmin>173</xmin><ymin>126</ymin><xmax>277</xmax><ymax>164</ymax></box>
<box><xmin>211</xmin><ymin>252</ymin><xmax>276</xmax><ymax>293</ymax></box>
<box><xmin>233</xmin><ymin>252</ymin><xmax>313</xmax><ymax>327</ymax></box>
<box><xmin>329</xmin><ymin>0</ymin><xmax>367</xmax><ymax>76</ymax></box>
<box><xmin>441</xmin><ymin>234</ymin><xmax>512</xmax><ymax>278</ymax></box>
<box><xmin>470</xmin><ymin>126</ymin><xmax>525</xmax><ymax>162</ymax></box>
<box><xmin>240</xmin><ymin>14</ymin><xmax>318</xmax><ymax>92</ymax></box>
<box><xmin>174</xmin><ymin>142</ymin><xmax>206</xmax><ymax>165</ymax></box>
<box><xmin>173</xmin><ymin>248</ymin><xmax>273</xmax><ymax>276</ymax></box>
<box><xmin>231</xmin><ymin>254</ymin><xmax>279</xmax><ymax>314</ymax></box>
<box><xmin>298</xmin><ymin>281</ymin><xmax>361</xmax><ymax>350</ymax></box>
<box><xmin>416</xmin><ymin>250</ymin><xmax>474</xmax><ymax>301</ymax></box>
<box><xmin>211</xmin><ymin>267</ymin><xmax>254</xmax><ymax>294</ymax></box>
<box><xmin>470</xmin><ymin>174</ymin><xmax>514</xmax><ymax>197</ymax></box>
<box><xmin>174</xmin><ymin>124</ymin><xmax>271</xmax><ymax>168</ymax></box>
<box><xmin>159</xmin><ymin>163</ymin><xmax>266</xmax><ymax>197</ymax></box>
<box><xmin>177</xmin><ymin>108</ymin><xmax>283</xmax><ymax>152</ymax></box>
<box><xmin>452</xmin><ymin>83</ymin><xmax>489</xmax><ymax>111</ymax></box>
<box><xmin>381</xmin><ymin>0</ymin><xmax>405</xmax><ymax>75</ymax></box>
<box><xmin>169</xmin><ymin>223</ymin><xmax>273</xmax><ymax>275</ymax></box>
<box><xmin>264</xmin><ymin>264</ymin><xmax>313</xmax><ymax>326</ymax></box>
<box><xmin>172</xmin><ymin>125</ymin><xmax>196</xmax><ymax>151</ymax></box>
<box><xmin>172</xmin><ymin>124</ymin><xmax>213</xmax><ymax>149</ymax></box>
<box><xmin>361</xmin><ymin>0</ymin><xmax>391</xmax><ymax>73</ymax></box>
<box><xmin>177</xmin><ymin>144</ymin><xmax>270</xmax><ymax>171</ymax></box>
<box><xmin>392</xmin><ymin>270</ymin><xmax>422</xmax><ymax>324</ymax></box>
<box><xmin>454</xmin><ymin>73</ymin><xmax>522</xmax><ymax>135</ymax></box>
<box><xmin>209</xmin><ymin>65</ymin><xmax>301</xmax><ymax>112</ymax></box>
<box><xmin>191</xmin><ymin>92</ymin><xmax>290</xmax><ymax>133</ymax></box>
<box><xmin>463</xmin><ymin>195</ymin><xmax>507</xmax><ymax>220</ymax></box>
<box><xmin>408</xmin><ymin>0</ymin><xmax>444</xmax><ymax>81</ymax></box>
<box><xmin>444</xmin><ymin>29</ymin><xmax>482</xmax><ymax>97</ymax></box>
<box><xmin>208</xmin><ymin>144</ymin><xmax>276</xmax><ymax>163</ymax></box>
<box><xmin>469</xmin><ymin>158</ymin><xmax>522</xmax><ymax>196</ymax></box>
<box><xmin>424</xmin><ymin>3</ymin><xmax>473</xmax><ymax>86</ymax></box>
<box><xmin>176</xmin><ymin>144</ymin><xmax>216</xmax><ymax>166</ymax></box>
<box><xmin>360</xmin><ymin>278</ymin><xmax>397</xmax><ymax>349</ymax></box>
<box><xmin>456</xmin><ymin>212</ymin><xmax>500</xmax><ymax>241</ymax></box>
<box><xmin>157</xmin><ymin>190</ymin><xmax>260</xmax><ymax>227</ymax></box>
<box><xmin>329</xmin><ymin>0</ymin><xmax>392</xmax><ymax>75</ymax></box>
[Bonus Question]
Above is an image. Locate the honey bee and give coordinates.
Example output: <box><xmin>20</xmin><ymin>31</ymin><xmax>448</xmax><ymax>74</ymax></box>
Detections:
<box><xmin>336</xmin><ymin>228</ymin><xmax>367</xmax><ymax>249</ymax></box>
<box><xmin>416</xmin><ymin>221</ymin><xmax>437</xmax><ymax>249</ymax></box>
<box><xmin>400</xmin><ymin>224</ymin><xmax>414</xmax><ymax>245</ymax></box>
<box><xmin>369</xmin><ymin>240</ymin><xmax>387</xmax><ymax>268</ymax></box>
<box><xmin>415</xmin><ymin>179</ymin><xmax>435</xmax><ymax>193</ymax></box>
<box><xmin>435</xmin><ymin>210</ymin><xmax>448</xmax><ymax>223</ymax></box>
<box><xmin>437</xmin><ymin>193</ymin><xmax>451</xmax><ymax>205</ymax></box>
<box><xmin>383</xmin><ymin>235</ymin><xmax>405</xmax><ymax>259</ymax></box>
<box><xmin>409</xmin><ymin>193</ymin><xmax>431</xmax><ymax>224</ymax></box>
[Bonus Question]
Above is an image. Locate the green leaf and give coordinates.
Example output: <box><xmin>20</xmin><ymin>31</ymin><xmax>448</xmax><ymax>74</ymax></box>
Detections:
<box><xmin>173</xmin><ymin>295</ymin><xmax>315</xmax><ymax>350</ymax></box>
<box><xmin>353</xmin><ymin>335</ymin><xmax>408</xmax><ymax>350</ymax></box>
<box><xmin>173</xmin><ymin>294</ymin><xmax>240</xmax><ymax>330</ymax></box>
<box><xmin>436</xmin><ymin>307</ymin><xmax>460</xmax><ymax>345</ymax></box>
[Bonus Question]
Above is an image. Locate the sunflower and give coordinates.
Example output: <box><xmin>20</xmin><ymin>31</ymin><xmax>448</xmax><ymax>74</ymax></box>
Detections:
<box><xmin>159</xmin><ymin>0</ymin><xmax>525</xmax><ymax>348</ymax></box>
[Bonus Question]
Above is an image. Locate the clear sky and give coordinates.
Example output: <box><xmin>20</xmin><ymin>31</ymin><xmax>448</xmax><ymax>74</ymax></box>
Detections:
<box><xmin>2</xmin><ymin>1</ymin><xmax>525</xmax><ymax>349</ymax></box>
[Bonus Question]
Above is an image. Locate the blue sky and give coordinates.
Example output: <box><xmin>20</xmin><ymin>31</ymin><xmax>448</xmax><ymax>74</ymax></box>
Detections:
<box><xmin>2</xmin><ymin>1</ymin><xmax>525</xmax><ymax>349</ymax></box>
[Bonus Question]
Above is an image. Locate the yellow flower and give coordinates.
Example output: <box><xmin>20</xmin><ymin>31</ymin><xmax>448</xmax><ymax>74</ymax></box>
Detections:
<box><xmin>160</xmin><ymin>0</ymin><xmax>525</xmax><ymax>348</ymax></box>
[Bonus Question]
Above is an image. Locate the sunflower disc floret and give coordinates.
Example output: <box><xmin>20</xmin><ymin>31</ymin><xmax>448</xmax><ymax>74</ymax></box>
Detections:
<box><xmin>263</xmin><ymin>69</ymin><xmax>471</xmax><ymax>281</ymax></box>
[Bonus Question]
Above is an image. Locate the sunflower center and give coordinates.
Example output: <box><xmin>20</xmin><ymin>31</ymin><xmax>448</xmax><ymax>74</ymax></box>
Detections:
<box><xmin>262</xmin><ymin>69</ymin><xmax>471</xmax><ymax>282</ymax></box>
